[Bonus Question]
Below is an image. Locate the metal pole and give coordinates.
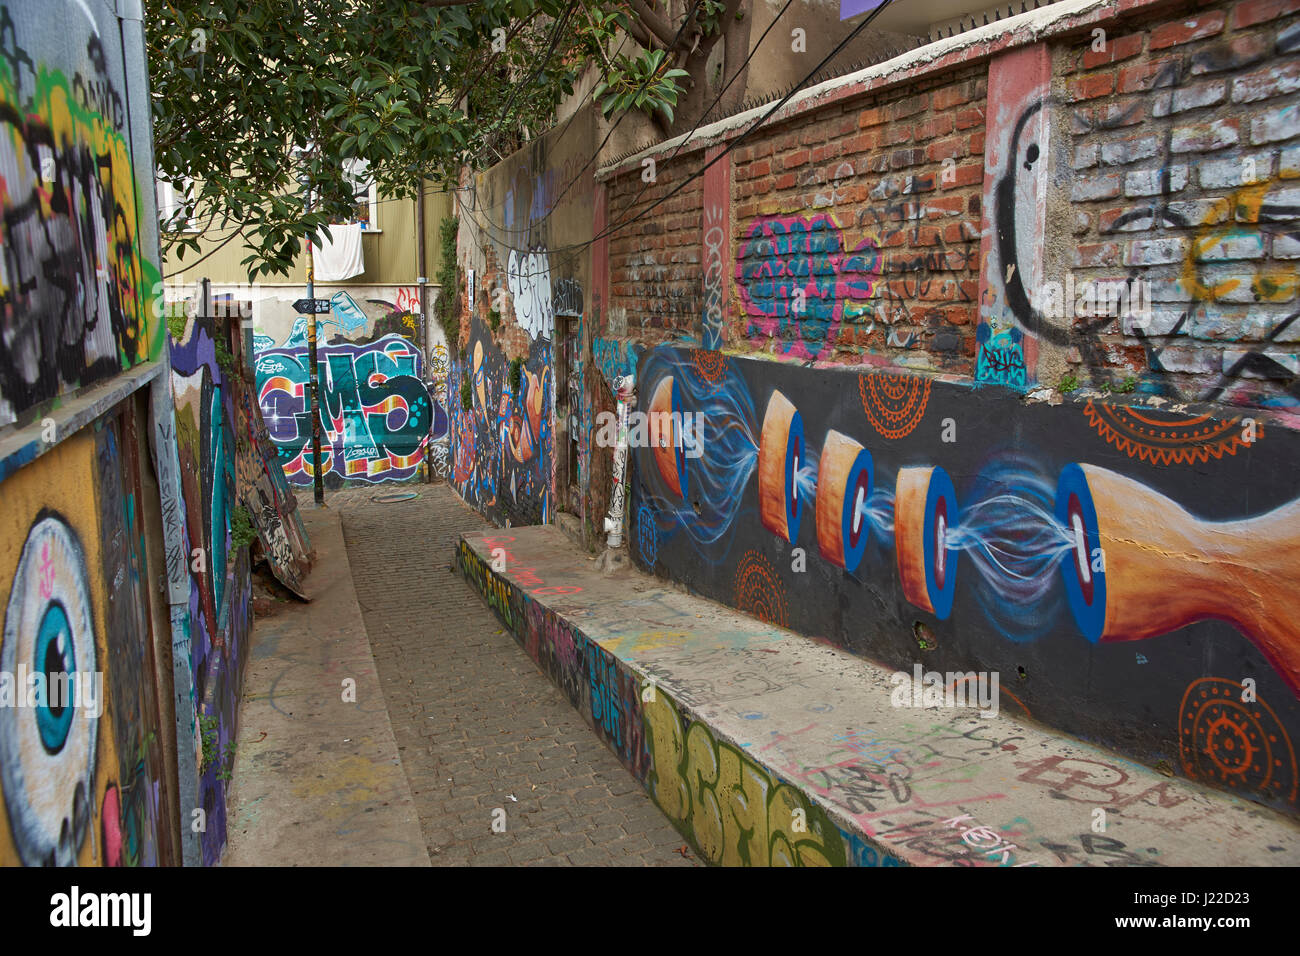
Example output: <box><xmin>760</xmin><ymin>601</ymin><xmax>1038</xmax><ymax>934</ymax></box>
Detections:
<box><xmin>307</xmin><ymin>225</ymin><xmax>324</xmax><ymax>506</ymax></box>
<box><xmin>415</xmin><ymin>186</ymin><xmax>431</xmax><ymax>484</ymax></box>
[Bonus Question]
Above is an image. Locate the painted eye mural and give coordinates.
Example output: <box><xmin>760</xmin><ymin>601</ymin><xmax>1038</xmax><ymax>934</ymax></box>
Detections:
<box><xmin>0</xmin><ymin>515</ymin><xmax>98</xmax><ymax>866</ymax></box>
<box><xmin>648</xmin><ymin>376</ymin><xmax>688</xmax><ymax>499</ymax></box>
<box><xmin>1056</xmin><ymin>463</ymin><xmax>1300</xmax><ymax>695</ymax></box>
<box><xmin>758</xmin><ymin>390</ymin><xmax>805</xmax><ymax>545</ymax></box>
<box><xmin>815</xmin><ymin>431</ymin><xmax>873</xmax><ymax>573</ymax></box>
<box><xmin>895</xmin><ymin>466</ymin><xmax>959</xmax><ymax>620</ymax></box>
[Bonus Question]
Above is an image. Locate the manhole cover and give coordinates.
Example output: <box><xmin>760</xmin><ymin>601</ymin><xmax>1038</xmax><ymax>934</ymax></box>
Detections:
<box><xmin>373</xmin><ymin>491</ymin><xmax>420</xmax><ymax>503</ymax></box>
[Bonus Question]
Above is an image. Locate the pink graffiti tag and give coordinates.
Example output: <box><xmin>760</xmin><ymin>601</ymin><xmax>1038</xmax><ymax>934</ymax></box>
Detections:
<box><xmin>735</xmin><ymin>214</ymin><xmax>880</xmax><ymax>360</ymax></box>
<box><xmin>38</xmin><ymin>541</ymin><xmax>55</xmax><ymax>599</ymax></box>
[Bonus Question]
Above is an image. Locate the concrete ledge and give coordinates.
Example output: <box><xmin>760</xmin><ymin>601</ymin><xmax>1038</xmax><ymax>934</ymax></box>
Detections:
<box><xmin>459</xmin><ymin>525</ymin><xmax>1300</xmax><ymax>867</ymax></box>
<box><xmin>224</xmin><ymin>505</ymin><xmax>428</xmax><ymax>866</ymax></box>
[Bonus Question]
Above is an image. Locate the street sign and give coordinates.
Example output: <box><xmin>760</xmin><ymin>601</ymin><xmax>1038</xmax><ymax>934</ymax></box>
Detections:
<box><xmin>293</xmin><ymin>298</ymin><xmax>331</xmax><ymax>314</ymax></box>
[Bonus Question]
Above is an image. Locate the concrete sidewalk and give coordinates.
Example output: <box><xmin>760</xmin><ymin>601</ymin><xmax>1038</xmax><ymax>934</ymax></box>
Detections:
<box><xmin>459</xmin><ymin>525</ymin><xmax>1300</xmax><ymax>867</ymax></box>
<box><xmin>223</xmin><ymin>504</ymin><xmax>429</xmax><ymax>866</ymax></box>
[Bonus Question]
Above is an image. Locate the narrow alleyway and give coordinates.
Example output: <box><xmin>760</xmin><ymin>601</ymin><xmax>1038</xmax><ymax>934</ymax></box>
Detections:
<box><xmin>317</xmin><ymin>484</ymin><xmax>696</xmax><ymax>866</ymax></box>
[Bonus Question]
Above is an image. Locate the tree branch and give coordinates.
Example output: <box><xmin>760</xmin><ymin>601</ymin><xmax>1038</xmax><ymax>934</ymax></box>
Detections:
<box><xmin>627</xmin><ymin>0</ymin><xmax>686</xmax><ymax>50</ymax></box>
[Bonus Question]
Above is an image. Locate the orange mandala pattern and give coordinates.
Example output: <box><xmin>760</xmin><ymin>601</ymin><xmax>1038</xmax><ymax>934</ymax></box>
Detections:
<box><xmin>858</xmin><ymin>372</ymin><xmax>932</xmax><ymax>439</ymax></box>
<box><xmin>1179</xmin><ymin>678</ymin><xmax>1297</xmax><ymax>805</ymax></box>
<box><xmin>734</xmin><ymin>550</ymin><xmax>788</xmax><ymax>629</ymax></box>
<box><xmin>692</xmin><ymin>349</ymin><xmax>729</xmax><ymax>385</ymax></box>
<box><xmin>1083</xmin><ymin>400</ymin><xmax>1260</xmax><ymax>466</ymax></box>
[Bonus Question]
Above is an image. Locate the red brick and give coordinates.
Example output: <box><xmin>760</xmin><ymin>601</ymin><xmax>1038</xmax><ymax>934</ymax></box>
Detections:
<box><xmin>956</xmin><ymin>107</ymin><xmax>985</xmax><ymax>130</ymax></box>
<box><xmin>890</xmin><ymin>94</ymin><xmax>930</xmax><ymax>121</ymax></box>
<box><xmin>924</xmin><ymin>196</ymin><xmax>965</xmax><ymax>218</ymax></box>
<box><xmin>943</xmin><ymin>221</ymin><xmax>979</xmax><ymax>243</ymax></box>
<box><xmin>750</xmin><ymin>158</ymin><xmax>771</xmax><ymax>177</ymax></box>
<box><xmin>943</xmin><ymin>163</ymin><xmax>983</xmax><ymax>189</ymax></box>
<box><xmin>1117</xmin><ymin>59</ymin><xmax>1180</xmax><ymax>94</ymax></box>
<box><xmin>776</xmin><ymin>173</ymin><xmax>797</xmax><ymax>190</ymax></box>
<box><xmin>1081</xmin><ymin>32</ymin><xmax>1144</xmax><ymax>69</ymax></box>
<box><xmin>1067</xmin><ymin>72</ymin><xmax>1117</xmax><ymax>101</ymax></box>
<box><xmin>912</xmin><ymin>225</ymin><xmax>943</xmax><ymax>246</ymax></box>
<box><xmin>915</xmin><ymin>114</ymin><xmax>955</xmax><ymax>141</ymax></box>
<box><xmin>932</xmin><ymin>83</ymin><xmax>974</xmax><ymax>111</ymax></box>
<box><xmin>926</xmin><ymin>136</ymin><xmax>968</xmax><ymax>162</ymax></box>
<box><xmin>1232</xmin><ymin>0</ymin><xmax>1300</xmax><ymax>28</ymax></box>
<box><xmin>882</xmin><ymin>123</ymin><xmax>914</xmax><ymax>146</ymax></box>
<box><xmin>1149</xmin><ymin>11</ymin><xmax>1226</xmax><ymax>49</ymax></box>
<box><xmin>940</xmin><ymin>304</ymin><xmax>975</xmax><ymax>325</ymax></box>
<box><xmin>1076</xmin><ymin>242</ymin><xmax>1122</xmax><ymax>267</ymax></box>
<box><xmin>785</xmin><ymin>149</ymin><xmax>810</xmax><ymax>169</ymax></box>
<box><xmin>859</xmin><ymin>107</ymin><xmax>886</xmax><ymax>128</ymax></box>
<box><xmin>842</xmin><ymin>132</ymin><xmax>880</xmax><ymax>155</ymax></box>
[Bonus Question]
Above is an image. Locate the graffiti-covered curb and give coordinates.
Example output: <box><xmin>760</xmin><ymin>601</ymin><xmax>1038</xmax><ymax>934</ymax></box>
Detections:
<box><xmin>458</xmin><ymin>526</ymin><xmax>1300</xmax><ymax>867</ymax></box>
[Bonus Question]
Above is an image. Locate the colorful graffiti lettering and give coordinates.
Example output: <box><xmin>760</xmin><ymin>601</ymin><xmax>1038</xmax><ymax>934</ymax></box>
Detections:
<box><xmin>0</xmin><ymin>8</ymin><xmax>163</xmax><ymax>426</ymax></box>
<box><xmin>736</xmin><ymin>213</ymin><xmax>880</xmax><ymax>361</ymax></box>
<box><xmin>256</xmin><ymin>334</ymin><xmax>437</xmax><ymax>485</ymax></box>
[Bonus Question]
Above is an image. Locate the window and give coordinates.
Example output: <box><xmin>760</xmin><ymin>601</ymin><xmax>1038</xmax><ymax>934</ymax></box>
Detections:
<box><xmin>156</xmin><ymin>175</ymin><xmax>199</xmax><ymax>232</ymax></box>
<box><xmin>341</xmin><ymin>158</ymin><xmax>378</xmax><ymax>230</ymax></box>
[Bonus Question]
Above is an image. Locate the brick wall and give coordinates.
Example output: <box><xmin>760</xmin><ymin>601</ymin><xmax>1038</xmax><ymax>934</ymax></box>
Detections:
<box><xmin>598</xmin><ymin>0</ymin><xmax>1300</xmax><ymax>412</ymax></box>
<box><xmin>728</xmin><ymin>66</ymin><xmax>986</xmax><ymax>369</ymax></box>
<box><xmin>1063</xmin><ymin>0</ymin><xmax>1300</xmax><ymax>406</ymax></box>
<box><xmin>606</xmin><ymin>160</ymin><xmax>704</xmax><ymax>340</ymax></box>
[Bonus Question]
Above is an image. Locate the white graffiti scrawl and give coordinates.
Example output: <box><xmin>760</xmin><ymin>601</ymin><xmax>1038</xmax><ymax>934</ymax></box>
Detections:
<box><xmin>507</xmin><ymin>248</ymin><xmax>553</xmax><ymax>340</ymax></box>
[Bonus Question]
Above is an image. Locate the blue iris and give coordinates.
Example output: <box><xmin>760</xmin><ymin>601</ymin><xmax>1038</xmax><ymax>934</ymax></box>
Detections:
<box><xmin>34</xmin><ymin>601</ymin><xmax>75</xmax><ymax>754</ymax></box>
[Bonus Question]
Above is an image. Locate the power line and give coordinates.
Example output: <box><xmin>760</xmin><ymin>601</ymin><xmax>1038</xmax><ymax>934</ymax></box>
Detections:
<box><xmin>531</xmin><ymin>0</ymin><xmax>903</xmax><ymax>260</ymax></box>
<box><xmin>614</xmin><ymin>0</ymin><xmax>798</xmax><ymax>222</ymax></box>
<box><xmin>509</xmin><ymin>0</ymin><xmax>708</xmax><ymax>235</ymax></box>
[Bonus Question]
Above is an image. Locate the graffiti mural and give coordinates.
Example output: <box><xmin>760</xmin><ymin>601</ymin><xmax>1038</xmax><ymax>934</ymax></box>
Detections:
<box><xmin>170</xmin><ymin>311</ymin><xmax>255</xmax><ymax>865</ymax></box>
<box><xmin>256</xmin><ymin>334</ymin><xmax>437</xmax><ymax>487</ymax></box>
<box><xmin>631</xmin><ymin>345</ymin><xmax>1300</xmax><ymax>816</ymax></box>
<box><xmin>459</xmin><ymin>533</ymin><xmax>849</xmax><ymax>864</ymax></box>
<box><xmin>235</xmin><ymin>286</ymin><xmax>448</xmax><ymax>487</ymax></box>
<box><xmin>975</xmin><ymin>45</ymin><xmax>1049</xmax><ymax>387</ymax></box>
<box><xmin>0</xmin><ymin>4</ymin><xmax>164</xmax><ymax>427</ymax></box>
<box><xmin>0</xmin><ymin>419</ymin><xmax>174</xmax><ymax>866</ymax></box>
<box><xmin>736</xmin><ymin>213</ymin><xmax>881</xmax><ymax>361</ymax></box>
<box><xmin>449</xmin><ymin>316</ymin><xmax>554</xmax><ymax>526</ymax></box>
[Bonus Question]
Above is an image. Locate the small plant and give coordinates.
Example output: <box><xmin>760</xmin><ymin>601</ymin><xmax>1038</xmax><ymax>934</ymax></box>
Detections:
<box><xmin>1114</xmin><ymin>375</ymin><xmax>1138</xmax><ymax>394</ymax></box>
<box><xmin>167</xmin><ymin>312</ymin><xmax>187</xmax><ymax>342</ymax></box>
<box><xmin>217</xmin><ymin>741</ymin><xmax>237</xmax><ymax>783</ymax></box>
<box><xmin>460</xmin><ymin>371</ymin><xmax>472</xmax><ymax>411</ymax></box>
<box><xmin>434</xmin><ymin>216</ymin><xmax>460</xmax><ymax>344</ymax></box>
<box><xmin>199</xmin><ymin>713</ymin><xmax>219</xmax><ymax>771</ymax></box>
<box><xmin>488</xmin><ymin>308</ymin><xmax>501</xmax><ymax>331</ymax></box>
<box><xmin>1058</xmin><ymin>373</ymin><xmax>1080</xmax><ymax>394</ymax></box>
<box><xmin>509</xmin><ymin>357</ymin><xmax>523</xmax><ymax>395</ymax></box>
<box><xmin>213</xmin><ymin>330</ymin><xmax>244</xmax><ymax>380</ymax></box>
<box><xmin>231</xmin><ymin>504</ymin><xmax>258</xmax><ymax>550</ymax></box>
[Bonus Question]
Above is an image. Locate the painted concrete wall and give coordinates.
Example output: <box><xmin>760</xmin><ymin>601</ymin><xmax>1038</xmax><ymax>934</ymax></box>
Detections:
<box><xmin>451</xmin><ymin>107</ymin><xmax>597</xmax><ymax>531</ymax></box>
<box><xmin>165</xmin><ymin>283</ymin><xmax>451</xmax><ymax>489</ymax></box>
<box><xmin>452</xmin><ymin>0</ymin><xmax>1300</xmax><ymax>819</ymax></box>
<box><xmin>0</xmin><ymin>0</ymin><xmax>178</xmax><ymax>865</ymax></box>
<box><xmin>0</xmin><ymin>1</ymin><xmax>166</xmax><ymax>428</ymax></box>
<box><xmin>629</xmin><ymin>347</ymin><xmax>1300</xmax><ymax>817</ymax></box>
<box><xmin>0</xmin><ymin>0</ymin><xmax>312</xmax><ymax>865</ymax></box>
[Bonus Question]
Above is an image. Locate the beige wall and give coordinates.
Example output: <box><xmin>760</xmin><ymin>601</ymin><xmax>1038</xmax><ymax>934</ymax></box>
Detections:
<box><xmin>163</xmin><ymin>183</ymin><xmax>454</xmax><ymax>287</ymax></box>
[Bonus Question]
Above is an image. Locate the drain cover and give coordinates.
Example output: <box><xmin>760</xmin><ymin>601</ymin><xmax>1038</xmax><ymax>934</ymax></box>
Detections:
<box><xmin>373</xmin><ymin>491</ymin><xmax>420</xmax><ymax>503</ymax></box>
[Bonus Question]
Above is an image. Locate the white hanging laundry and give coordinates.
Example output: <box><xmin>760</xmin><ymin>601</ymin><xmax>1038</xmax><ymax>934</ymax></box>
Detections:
<box><xmin>313</xmin><ymin>222</ymin><xmax>365</xmax><ymax>281</ymax></box>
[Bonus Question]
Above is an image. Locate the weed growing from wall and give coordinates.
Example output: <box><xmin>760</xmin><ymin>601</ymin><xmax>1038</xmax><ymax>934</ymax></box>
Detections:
<box><xmin>231</xmin><ymin>504</ymin><xmax>257</xmax><ymax>550</ymax></box>
<box><xmin>435</xmin><ymin>216</ymin><xmax>460</xmax><ymax>345</ymax></box>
